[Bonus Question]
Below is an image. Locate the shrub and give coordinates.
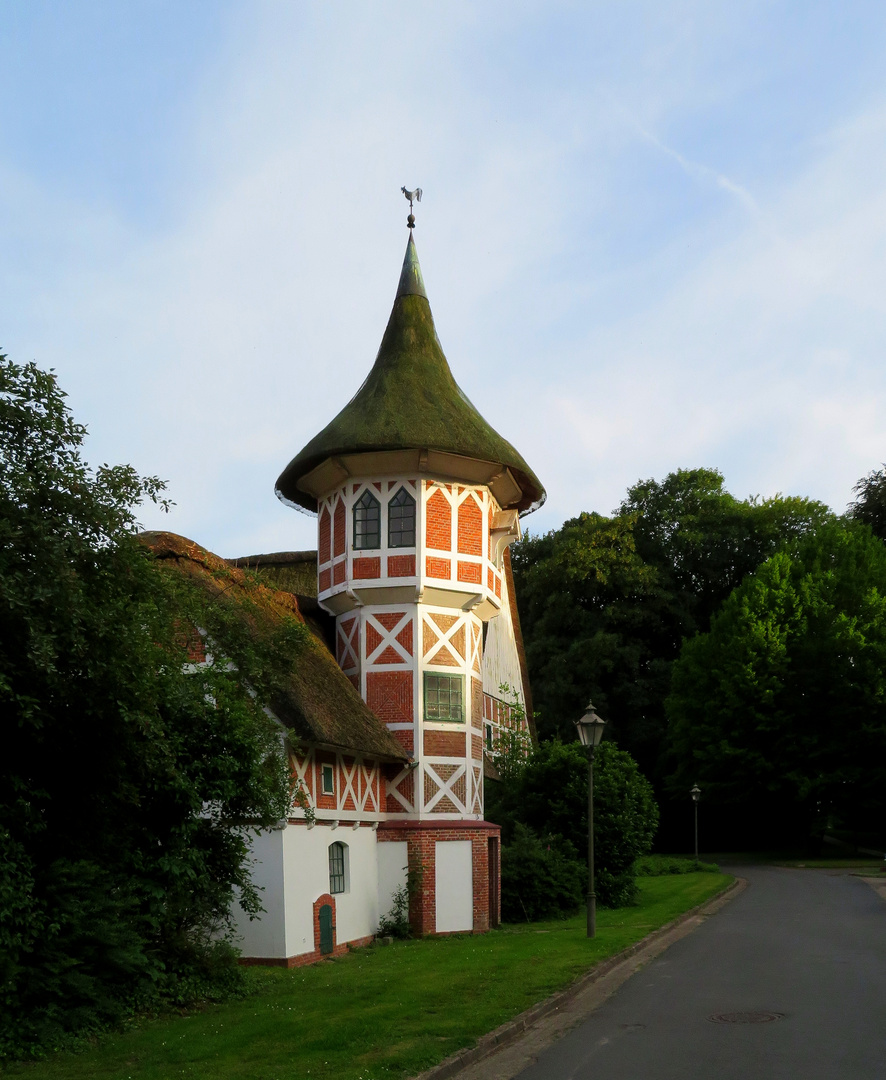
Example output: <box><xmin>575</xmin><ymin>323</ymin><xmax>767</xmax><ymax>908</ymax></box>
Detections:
<box><xmin>488</xmin><ymin>739</ymin><xmax>659</xmax><ymax>910</ymax></box>
<box><xmin>500</xmin><ymin>825</ymin><xmax>586</xmax><ymax>921</ymax></box>
<box><xmin>634</xmin><ymin>854</ymin><xmax>719</xmax><ymax>876</ymax></box>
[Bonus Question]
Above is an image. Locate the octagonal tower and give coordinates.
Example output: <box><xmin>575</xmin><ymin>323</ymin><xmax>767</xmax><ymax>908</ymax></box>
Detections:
<box><xmin>276</xmin><ymin>219</ymin><xmax>544</xmax><ymax>932</ymax></box>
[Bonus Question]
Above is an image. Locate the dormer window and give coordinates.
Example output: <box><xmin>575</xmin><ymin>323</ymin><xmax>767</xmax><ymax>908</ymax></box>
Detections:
<box><xmin>353</xmin><ymin>490</ymin><xmax>381</xmax><ymax>550</ymax></box>
<box><xmin>388</xmin><ymin>487</ymin><xmax>416</xmax><ymax>547</ymax></box>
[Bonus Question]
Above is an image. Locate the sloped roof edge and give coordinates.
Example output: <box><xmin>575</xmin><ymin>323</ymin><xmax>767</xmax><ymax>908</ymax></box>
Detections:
<box><xmin>138</xmin><ymin>531</ymin><xmax>408</xmax><ymax>763</ymax></box>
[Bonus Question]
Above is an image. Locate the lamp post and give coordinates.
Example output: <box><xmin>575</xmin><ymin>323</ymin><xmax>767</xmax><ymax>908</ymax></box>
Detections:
<box><xmin>691</xmin><ymin>785</ymin><xmax>701</xmax><ymax>863</ymax></box>
<box><xmin>575</xmin><ymin>701</ymin><xmax>606</xmax><ymax>938</ymax></box>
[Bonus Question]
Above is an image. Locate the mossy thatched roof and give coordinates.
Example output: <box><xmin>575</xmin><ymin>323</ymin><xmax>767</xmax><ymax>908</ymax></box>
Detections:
<box><xmin>228</xmin><ymin>550</ymin><xmax>319</xmax><ymax>599</ymax></box>
<box><xmin>276</xmin><ymin>233</ymin><xmax>545</xmax><ymax>514</ymax></box>
<box><xmin>140</xmin><ymin>532</ymin><xmax>408</xmax><ymax>763</ymax></box>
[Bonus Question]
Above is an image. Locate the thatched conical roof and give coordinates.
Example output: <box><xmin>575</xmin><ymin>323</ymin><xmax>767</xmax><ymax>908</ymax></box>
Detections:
<box><xmin>276</xmin><ymin>233</ymin><xmax>545</xmax><ymax>514</ymax></box>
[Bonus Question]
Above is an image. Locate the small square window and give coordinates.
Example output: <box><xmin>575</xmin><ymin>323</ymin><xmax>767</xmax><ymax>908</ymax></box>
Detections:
<box><xmin>321</xmin><ymin>764</ymin><xmax>335</xmax><ymax>795</ymax></box>
<box><xmin>424</xmin><ymin>673</ymin><xmax>465</xmax><ymax>723</ymax></box>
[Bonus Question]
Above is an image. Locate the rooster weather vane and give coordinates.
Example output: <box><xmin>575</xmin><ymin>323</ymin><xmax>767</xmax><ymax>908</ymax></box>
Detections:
<box><xmin>401</xmin><ymin>186</ymin><xmax>422</xmax><ymax>229</ymax></box>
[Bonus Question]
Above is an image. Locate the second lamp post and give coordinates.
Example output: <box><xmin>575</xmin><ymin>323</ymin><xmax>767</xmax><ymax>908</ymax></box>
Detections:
<box><xmin>575</xmin><ymin>701</ymin><xmax>607</xmax><ymax>938</ymax></box>
<box><xmin>691</xmin><ymin>784</ymin><xmax>701</xmax><ymax>862</ymax></box>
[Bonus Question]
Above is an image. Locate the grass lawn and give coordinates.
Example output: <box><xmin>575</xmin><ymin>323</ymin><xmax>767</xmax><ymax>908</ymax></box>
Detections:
<box><xmin>706</xmin><ymin>852</ymin><xmax>885</xmax><ymax>871</ymax></box>
<box><xmin>5</xmin><ymin>872</ymin><xmax>731</xmax><ymax>1080</ymax></box>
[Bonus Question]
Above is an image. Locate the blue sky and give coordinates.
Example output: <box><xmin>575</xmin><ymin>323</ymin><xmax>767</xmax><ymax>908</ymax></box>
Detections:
<box><xmin>3</xmin><ymin>1</ymin><xmax>886</xmax><ymax>556</ymax></box>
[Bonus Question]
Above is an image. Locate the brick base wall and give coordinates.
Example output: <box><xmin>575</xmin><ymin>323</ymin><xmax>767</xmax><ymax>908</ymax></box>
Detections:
<box><xmin>238</xmin><ymin>934</ymin><xmax>376</xmax><ymax>969</ymax></box>
<box><xmin>377</xmin><ymin>820</ymin><xmax>501</xmax><ymax>936</ymax></box>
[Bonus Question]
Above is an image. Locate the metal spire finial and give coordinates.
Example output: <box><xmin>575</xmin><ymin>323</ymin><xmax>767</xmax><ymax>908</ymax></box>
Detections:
<box><xmin>401</xmin><ymin>186</ymin><xmax>422</xmax><ymax>229</ymax></box>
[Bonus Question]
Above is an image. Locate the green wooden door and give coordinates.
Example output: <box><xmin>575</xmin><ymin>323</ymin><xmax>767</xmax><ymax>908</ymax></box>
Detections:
<box><xmin>319</xmin><ymin>904</ymin><xmax>333</xmax><ymax>955</ymax></box>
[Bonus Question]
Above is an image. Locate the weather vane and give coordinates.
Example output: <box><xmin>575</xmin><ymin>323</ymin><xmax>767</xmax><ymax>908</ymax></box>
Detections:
<box><xmin>401</xmin><ymin>186</ymin><xmax>422</xmax><ymax>229</ymax></box>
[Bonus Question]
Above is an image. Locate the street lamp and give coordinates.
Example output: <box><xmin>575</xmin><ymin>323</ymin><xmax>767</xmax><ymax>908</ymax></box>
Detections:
<box><xmin>575</xmin><ymin>700</ymin><xmax>606</xmax><ymax>938</ymax></box>
<box><xmin>691</xmin><ymin>785</ymin><xmax>701</xmax><ymax>863</ymax></box>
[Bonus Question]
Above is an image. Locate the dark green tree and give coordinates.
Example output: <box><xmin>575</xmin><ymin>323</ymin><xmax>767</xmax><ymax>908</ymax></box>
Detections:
<box><xmin>665</xmin><ymin>521</ymin><xmax>886</xmax><ymax>848</ymax></box>
<box><xmin>0</xmin><ymin>356</ymin><xmax>299</xmax><ymax>1058</ymax></box>
<box><xmin>847</xmin><ymin>464</ymin><xmax>886</xmax><ymax>540</ymax></box>
<box><xmin>488</xmin><ymin>740</ymin><xmax>659</xmax><ymax>910</ymax></box>
<box><xmin>513</xmin><ymin>469</ymin><xmax>831</xmax><ymax>778</ymax></box>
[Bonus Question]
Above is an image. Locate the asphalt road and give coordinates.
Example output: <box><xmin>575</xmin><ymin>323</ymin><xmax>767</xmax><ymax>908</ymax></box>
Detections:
<box><xmin>510</xmin><ymin>866</ymin><xmax>886</xmax><ymax>1080</ymax></box>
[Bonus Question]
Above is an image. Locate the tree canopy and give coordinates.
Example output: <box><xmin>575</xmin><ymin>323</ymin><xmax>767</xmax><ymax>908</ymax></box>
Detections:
<box><xmin>488</xmin><ymin>739</ymin><xmax>659</xmax><ymax>910</ymax></box>
<box><xmin>0</xmin><ymin>356</ymin><xmax>300</xmax><ymax>1058</ymax></box>
<box><xmin>665</xmin><ymin>521</ymin><xmax>886</xmax><ymax>847</ymax></box>
<box><xmin>512</xmin><ymin>468</ymin><xmax>831</xmax><ymax>777</ymax></box>
<box><xmin>847</xmin><ymin>464</ymin><xmax>886</xmax><ymax>540</ymax></box>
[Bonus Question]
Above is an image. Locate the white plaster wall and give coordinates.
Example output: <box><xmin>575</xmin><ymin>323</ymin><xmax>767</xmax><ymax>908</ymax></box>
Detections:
<box><xmin>230</xmin><ymin>828</ymin><xmax>286</xmax><ymax>958</ymax></box>
<box><xmin>333</xmin><ymin>828</ymin><xmax>381</xmax><ymax>944</ymax></box>
<box><xmin>281</xmin><ymin>825</ymin><xmax>381</xmax><ymax>956</ymax></box>
<box><xmin>377</xmin><ymin>841</ymin><xmax>409</xmax><ymax>921</ymax></box>
<box><xmin>435</xmin><ymin>840</ymin><xmax>473</xmax><ymax>932</ymax></box>
<box><xmin>234</xmin><ymin>824</ymin><xmax>383</xmax><ymax>961</ymax></box>
<box><xmin>482</xmin><ymin>569</ymin><xmax>525</xmax><ymax>706</ymax></box>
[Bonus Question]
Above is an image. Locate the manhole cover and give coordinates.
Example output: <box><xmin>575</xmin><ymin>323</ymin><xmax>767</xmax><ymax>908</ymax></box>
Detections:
<box><xmin>708</xmin><ymin>1011</ymin><xmax>783</xmax><ymax>1024</ymax></box>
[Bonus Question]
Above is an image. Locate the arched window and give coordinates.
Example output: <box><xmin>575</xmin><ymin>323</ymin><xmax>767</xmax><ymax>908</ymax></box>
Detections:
<box><xmin>328</xmin><ymin>841</ymin><xmax>348</xmax><ymax>895</ymax></box>
<box><xmin>353</xmin><ymin>490</ymin><xmax>380</xmax><ymax>550</ymax></box>
<box><xmin>388</xmin><ymin>487</ymin><xmax>416</xmax><ymax>547</ymax></box>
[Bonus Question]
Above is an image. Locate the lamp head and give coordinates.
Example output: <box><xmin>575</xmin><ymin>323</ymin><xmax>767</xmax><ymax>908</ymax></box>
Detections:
<box><xmin>691</xmin><ymin>784</ymin><xmax>701</xmax><ymax>803</ymax></box>
<box><xmin>574</xmin><ymin>700</ymin><xmax>606</xmax><ymax>749</ymax></box>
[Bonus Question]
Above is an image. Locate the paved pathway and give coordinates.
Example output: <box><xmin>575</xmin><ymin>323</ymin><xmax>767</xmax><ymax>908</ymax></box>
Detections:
<box><xmin>464</xmin><ymin>867</ymin><xmax>886</xmax><ymax>1080</ymax></box>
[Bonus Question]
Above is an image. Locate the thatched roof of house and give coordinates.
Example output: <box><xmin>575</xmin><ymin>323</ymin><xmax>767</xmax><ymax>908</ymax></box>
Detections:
<box><xmin>228</xmin><ymin>550</ymin><xmax>319</xmax><ymax>599</ymax></box>
<box><xmin>276</xmin><ymin>232</ymin><xmax>545</xmax><ymax>515</ymax></box>
<box><xmin>140</xmin><ymin>532</ymin><xmax>408</xmax><ymax>763</ymax></box>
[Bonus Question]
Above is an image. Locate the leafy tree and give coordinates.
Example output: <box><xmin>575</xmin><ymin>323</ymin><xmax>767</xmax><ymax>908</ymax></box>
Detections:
<box><xmin>488</xmin><ymin>740</ymin><xmax>659</xmax><ymax>909</ymax></box>
<box><xmin>513</xmin><ymin>469</ymin><xmax>831</xmax><ymax>779</ymax></box>
<box><xmin>512</xmin><ymin>513</ymin><xmax>670</xmax><ymax>764</ymax></box>
<box><xmin>0</xmin><ymin>356</ymin><xmax>299</xmax><ymax>1058</ymax></box>
<box><xmin>665</xmin><ymin>521</ymin><xmax>886</xmax><ymax>848</ymax></box>
<box><xmin>620</xmin><ymin>468</ymin><xmax>832</xmax><ymax>634</ymax></box>
<box><xmin>847</xmin><ymin>464</ymin><xmax>886</xmax><ymax>540</ymax></box>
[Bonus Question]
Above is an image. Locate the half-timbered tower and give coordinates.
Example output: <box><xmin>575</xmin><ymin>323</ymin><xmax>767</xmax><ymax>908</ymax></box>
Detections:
<box><xmin>275</xmin><ymin>219</ymin><xmax>545</xmax><ymax>935</ymax></box>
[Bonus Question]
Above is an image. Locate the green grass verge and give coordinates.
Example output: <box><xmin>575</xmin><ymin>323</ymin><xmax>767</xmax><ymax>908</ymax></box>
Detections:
<box><xmin>5</xmin><ymin>872</ymin><xmax>731</xmax><ymax>1080</ymax></box>
<box><xmin>706</xmin><ymin>852</ymin><xmax>884</xmax><ymax>870</ymax></box>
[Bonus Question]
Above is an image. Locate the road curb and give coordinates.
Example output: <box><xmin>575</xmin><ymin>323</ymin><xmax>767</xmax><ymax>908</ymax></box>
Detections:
<box><xmin>412</xmin><ymin>875</ymin><xmax>746</xmax><ymax>1080</ymax></box>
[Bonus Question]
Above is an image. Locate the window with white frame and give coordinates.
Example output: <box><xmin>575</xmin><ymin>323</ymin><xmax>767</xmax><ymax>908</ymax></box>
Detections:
<box><xmin>321</xmin><ymin>764</ymin><xmax>335</xmax><ymax>795</ymax></box>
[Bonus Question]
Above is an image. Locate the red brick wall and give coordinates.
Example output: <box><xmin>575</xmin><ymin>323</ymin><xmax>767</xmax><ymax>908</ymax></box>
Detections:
<box><xmin>319</xmin><ymin>506</ymin><xmax>331</xmax><ymax>565</ymax></box>
<box><xmin>395</xmin><ymin>620</ymin><xmax>413</xmax><ymax>656</ymax></box>
<box><xmin>457</xmin><ymin>497</ymin><xmax>483</xmax><ymax>556</ymax></box>
<box><xmin>457</xmin><ymin>561</ymin><xmax>482</xmax><ymax>584</ymax></box>
<box><xmin>333</xmin><ymin>499</ymin><xmax>346</xmax><ymax>558</ymax></box>
<box><xmin>426</xmin><ymin>556</ymin><xmax>451</xmax><ymax>579</ymax></box>
<box><xmin>424</xmin><ymin>729</ymin><xmax>467</xmax><ymax>756</ymax></box>
<box><xmin>377</xmin><ymin>821</ymin><xmax>501</xmax><ymax>936</ymax></box>
<box><xmin>353</xmin><ymin>556</ymin><xmax>380</xmax><ymax>579</ymax></box>
<box><xmin>366</xmin><ymin>670</ymin><xmax>414</xmax><ymax>723</ymax></box>
<box><xmin>426</xmin><ymin>489</ymin><xmax>452</xmax><ymax>550</ymax></box>
<box><xmin>388</xmin><ymin>554</ymin><xmax>416</xmax><ymax>577</ymax></box>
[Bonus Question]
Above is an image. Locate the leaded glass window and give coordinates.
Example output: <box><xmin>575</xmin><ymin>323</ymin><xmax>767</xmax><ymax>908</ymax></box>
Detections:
<box><xmin>329</xmin><ymin>842</ymin><xmax>346</xmax><ymax>895</ymax></box>
<box><xmin>424</xmin><ymin>673</ymin><xmax>465</xmax><ymax>723</ymax></box>
<box><xmin>353</xmin><ymin>489</ymin><xmax>380</xmax><ymax>550</ymax></box>
<box><xmin>388</xmin><ymin>487</ymin><xmax>416</xmax><ymax>547</ymax></box>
